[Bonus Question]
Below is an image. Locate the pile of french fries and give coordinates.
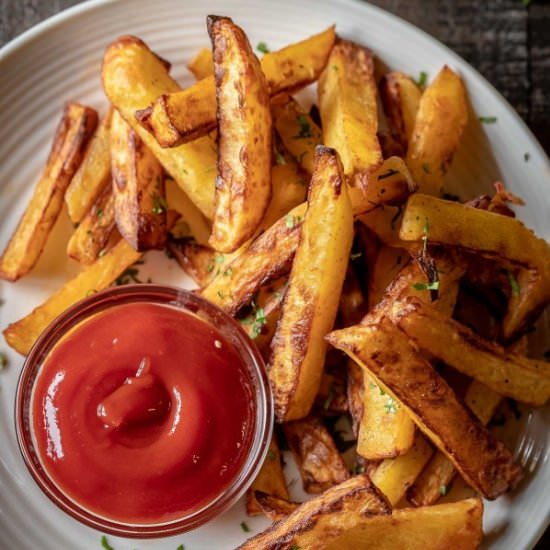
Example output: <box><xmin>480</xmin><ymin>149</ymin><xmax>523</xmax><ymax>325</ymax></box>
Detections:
<box><xmin>2</xmin><ymin>13</ymin><xmax>550</xmax><ymax>549</ymax></box>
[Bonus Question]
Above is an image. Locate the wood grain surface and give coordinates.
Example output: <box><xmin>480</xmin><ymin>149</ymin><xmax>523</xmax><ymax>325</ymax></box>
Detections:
<box><xmin>0</xmin><ymin>0</ymin><xmax>549</xmax><ymax>548</ymax></box>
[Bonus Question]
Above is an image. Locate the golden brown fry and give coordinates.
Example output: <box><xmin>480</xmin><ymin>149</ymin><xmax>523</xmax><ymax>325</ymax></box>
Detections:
<box><xmin>140</xmin><ymin>26</ymin><xmax>335</xmax><ymax>147</ymax></box>
<box><xmin>254</xmin><ymin>492</ymin><xmax>300</xmax><ymax>522</ymax></box>
<box><xmin>167</xmin><ymin>239</ymin><xmax>215</xmax><ymax>287</ymax></box>
<box><xmin>208</xmin><ymin>16</ymin><xmax>272</xmax><ymax>252</ymax></box>
<box><xmin>0</xmin><ymin>102</ymin><xmax>97</xmax><ymax>281</ymax></box>
<box><xmin>269</xmin><ymin>147</ymin><xmax>353</xmax><ymax>421</ymax></box>
<box><xmin>246</xmin><ymin>436</ymin><xmax>289</xmax><ymax>516</ymax></box>
<box><xmin>65</xmin><ymin>108</ymin><xmax>113</xmax><ymax>223</ymax></box>
<box><xmin>187</xmin><ymin>47</ymin><xmax>213</xmax><ymax>80</ymax></box>
<box><xmin>284</xmin><ymin>417</ymin><xmax>350</xmax><ymax>493</ymax></box>
<box><xmin>327</xmin><ymin>318</ymin><xmax>522</xmax><ymax>499</ymax></box>
<box><xmin>388</xmin><ymin>297</ymin><xmax>550</xmax><ymax>406</ymax></box>
<box><xmin>327</xmin><ymin>498</ymin><xmax>483</xmax><ymax>550</ymax></box>
<box><xmin>272</xmin><ymin>95</ymin><xmax>322</xmax><ymax>174</ymax></box>
<box><xmin>379</xmin><ymin>71</ymin><xmax>421</xmax><ymax>153</ymax></box>
<box><xmin>66</xmin><ymin>183</ymin><xmax>118</xmax><ymax>264</ymax></box>
<box><xmin>238</xmin><ymin>475</ymin><xmax>391</xmax><ymax>550</ymax></box>
<box><xmin>406</xmin><ymin>66</ymin><xmax>468</xmax><ymax>196</ymax></box>
<box><xmin>102</xmin><ymin>35</ymin><xmax>217</xmax><ymax>219</ymax></box>
<box><xmin>318</xmin><ymin>39</ymin><xmax>382</xmax><ymax>188</ymax></box>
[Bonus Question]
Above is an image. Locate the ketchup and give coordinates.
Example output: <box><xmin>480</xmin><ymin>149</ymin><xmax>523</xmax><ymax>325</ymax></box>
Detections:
<box><xmin>32</xmin><ymin>302</ymin><xmax>256</xmax><ymax>524</ymax></box>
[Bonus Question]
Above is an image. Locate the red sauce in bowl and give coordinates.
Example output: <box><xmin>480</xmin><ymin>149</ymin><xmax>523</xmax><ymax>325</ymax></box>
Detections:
<box><xmin>31</xmin><ymin>301</ymin><xmax>256</xmax><ymax>524</ymax></box>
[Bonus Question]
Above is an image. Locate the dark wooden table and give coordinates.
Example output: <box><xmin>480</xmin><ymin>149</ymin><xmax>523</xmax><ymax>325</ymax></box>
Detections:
<box><xmin>1</xmin><ymin>0</ymin><xmax>549</xmax><ymax>548</ymax></box>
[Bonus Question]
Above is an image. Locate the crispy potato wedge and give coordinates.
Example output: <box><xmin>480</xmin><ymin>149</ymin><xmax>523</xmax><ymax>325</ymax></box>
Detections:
<box><xmin>399</xmin><ymin>193</ymin><xmax>550</xmax><ymax>338</ymax></box>
<box><xmin>110</xmin><ymin>110</ymin><xmax>167</xmax><ymax>251</ymax></box>
<box><xmin>167</xmin><ymin>239</ymin><xmax>215</xmax><ymax>287</ymax></box>
<box><xmin>271</xmin><ymin>95</ymin><xmax>322</xmax><ymax>174</ymax></box>
<box><xmin>67</xmin><ymin>183</ymin><xmax>118</xmax><ymax>264</ymax></box>
<box><xmin>388</xmin><ymin>297</ymin><xmax>550</xmax><ymax>406</ymax></box>
<box><xmin>246</xmin><ymin>436</ymin><xmax>289</xmax><ymax>516</ymax></box>
<box><xmin>318</xmin><ymin>39</ymin><xmax>382</xmax><ymax>188</ymax></box>
<box><xmin>102</xmin><ymin>35</ymin><xmax>217</xmax><ymax>219</ymax></box>
<box><xmin>187</xmin><ymin>47</ymin><xmax>213</xmax><ymax>80</ymax></box>
<box><xmin>140</xmin><ymin>26</ymin><xmax>335</xmax><ymax>147</ymax></box>
<box><xmin>208</xmin><ymin>16</ymin><xmax>272</xmax><ymax>252</ymax></box>
<box><xmin>0</xmin><ymin>102</ymin><xmax>97</xmax><ymax>281</ymax></box>
<box><xmin>65</xmin><ymin>108</ymin><xmax>113</xmax><ymax>223</ymax></box>
<box><xmin>284</xmin><ymin>417</ymin><xmax>350</xmax><ymax>493</ymax></box>
<box><xmin>379</xmin><ymin>71</ymin><xmax>421</xmax><ymax>153</ymax></box>
<box><xmin>238</xmin><ymin>474</ymin><xmax>391</xmax><ymax>550</ymax></box>
<box><xmin>254</xmin><ymin>491</ymin><xmax>300</xmax><ymax>521</ymax></box>
<box><xmin>269</xmin><ymin>147</ymin><xmax>353</xmax><ymax>421</ymax></box>
<box><xmin>327</xmin><ymin>498</ymin><xmax>483</xmax><ymax>550</ymax></box>
<box><xmin>327</xmin><ymin>318</ymin><xmax>522</xmax><ymax>499</ymax></box>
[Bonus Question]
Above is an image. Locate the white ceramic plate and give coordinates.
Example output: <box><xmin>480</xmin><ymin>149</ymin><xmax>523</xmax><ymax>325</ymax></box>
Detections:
<box><xmin>1</xmin><ymin>0</ymin><xmax>549</xmax><ymax>548</ymax></box>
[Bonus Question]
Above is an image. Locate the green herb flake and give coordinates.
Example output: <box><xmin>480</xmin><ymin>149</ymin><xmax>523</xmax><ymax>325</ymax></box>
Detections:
<box><xmin>422</xmin><ymin>217</ymin><xmax>430</xmax><ymax>255</ymax></box>
<box><xmin>350</xmin><ymin>251</ymin><xmax>362</xmax><ymax>261</ymax></box>
<box><xmin>250</xmin><ymin>306</ymin><xmax>267</xmax><ymax>339</ymax></box>
<box><xmin>115</xmin><ymin>265</ymin><xmax>143</xmax><ymax>286</ymax></box>
<box><xmin>416</xmin><ymin>71</ymin><xmax>428</xmax><ymax>88</ymax></box>
<box><xmin>505</xmin><ymin>269</ymin><xmax>521</xmax><ymax>297</ymax></box>
<box><xmin>384</xmin><ymin>397</ymin><xmax>398</xmax><ymax>414</ymax></box>
<box><xmin>217</xmin><ymin>290</ymin><xmax>225</xmax><ymax>300</ymax></box>
<box><xmin>101</xmin><ymin>535</ymin><xmax>114</xmax><ymax>550</ymax></box>
<box><xmin>331</xmin><ymin>64</ymin><xmax>339</xmax><ymax>72</ymax></box>
<box><xmin>479</xmin><ymin>116</ymin><xmax>497</xmax><ymax>124</ymax></box>
<box><xmin>98</xmin><ymin>248</ymin><xmax>107</xmax><ymax>258</ymax></box>
<box><xmin>412</xmin><ymin>280</ymin><xmax>440</xmax><ymax>292</ymax></box>
<box><xmin>289</xmin><ymin>546</ymin><xmax>301</xmax><ymax>550</ymax></box>
<box><xmin>215</xmin><ymin>254</ymin><xmax>225</xmax><ymax>263</ymax></box>
<box><xmin>275</xmin><ymin>150</ymin><xmax>286</xmax><ymax>165</ymax></box>
<box><xmin>267</xmin><ymin>449</ymin><xmax>276</xmax><ymax>461</ymax></box>
<box><xmin>223</xmin><ymin>268</ymin><xmax>233</xmax><ymax>277</ymax></box>
<box><xmin>286</xmin><ymin>214</ymin><xmax>295</xmax><ymax>228</ymax></box>
<box><xmin>152</xmin><ymin>194</ymin><xmax>168</xmax><ymax>215</ymax></box>
<box><xmin>206</xmin><ymin>263</ymin><xmax>215</xmax><ymax>273</ymax></box>
<box><xmin>439</xmin><ymin>484</ymin><xmax>448</xmax><ymax>496</ymax></box>
<box><xmin>353</xmin><ymin>464</ymin><xmax>365</xmax><ymax>475</ymax></box>
<box><xmin>96</xmin><ymin>208</ymin><xmax>104</xmax><ymax>218</ymax></box>
<box><xmin>256</xmin><ymin>41</ymin><xmax>270</xmax><ymax>54</ymax></box>
<box><xmin>176</xmin><ymin>545</ymin><xmax>185</xmax><ymax>550</ymax></box>
<box><xmin>0</xmin><ymin>352</ymin><xmax>8</xmax><ymax>369</ymax></box>
<box><xmin>240</xmin><ymin>521</ymin><xmax>251</xmax><ymax>533</ymax></box>
<box><xmin>293</xmin><ymin>115</ymin><xmax>312</xmax><ymax>139</ymax></box>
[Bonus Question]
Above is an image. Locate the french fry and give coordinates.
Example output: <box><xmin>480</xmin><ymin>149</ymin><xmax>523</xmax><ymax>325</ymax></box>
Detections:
<box><xmin>318</xmin><ymin>39</ymin><xmax>382</xmax><ymax>188</ymax></box>
<box><xmin>110</xmin><ymin>110</ymin><xmax>167</xmax><ymax>251</ymax></box>
<box><xmin>327</xmin><ymin>318</ymin><xmax>522</xmax><ymax>499</ymax></box>
<box><xmin>254</xmin><ymin>492</ymin><xmax>299</xmax><ymax>521</ymax></box>
<box><xmin>139</xmin><ymin>26</ymin><xmax>336</xmax><ymax>147</ymax></box>
<box><xmin>272</xmin><ymin>95</ymin><xmax>322</xmax><ymax>174</ymax></box>
<box><xmin>102</xmin><ymin>35</ymin><xmax>217</xmax><ymax>219</ymax></box>
<box><xmin>66</xmin><ymin>184</ymin><xmax>118</xmax><ymax>264</ymax></box>
<box><xmin>0</xmin><ymin>102</ymin><xmax>97</xmax><ymax>281</ymax></box>
<box><xmin>208</xmin><ymin>16</ymin><xmax>272</xmax><ymax>252</ymax></box>
<box><xmin>284</xmin><ymin>417</ymin><xmax>350</xmax><ymax>493</ymax></box>
<box><xmin>406</xmin><ymin>66</ymin><xmax>468</xmax><ymax>196</ymax></box>
<box><xmin>246</xmin><ymin>436</ymin><xmax>289</xmax><ymax>516</ymax></box>
<box><xmin>166</xmin><ymin>239</ymin><xmax>214</xmax><ymax>287</ymax></box>
<box><xmin>326</xmin><ymin>498</ymin><xmax>483</xmax><ymax>550</ymax></box>
<box><xmin>238</xmin><ymin>475</ymin><xmax>391</xmax><ymax>550</ymax></box>
<box><xmin>65</xmin><ymin>108</ymin><xmax>113</xmax><ymax>223</ymax></box>
<box><xmin>388</xmin><ymin>297</ymin><xmax>550</xmax><ymax>406</ymax></box>
<box><xmin>187</xmin><ymin>47</ymin><xmax>213</xmax><ymax>80</ymax></box>
<box><xmin>379</xmin><ymin>71</ymin><xmax>421</xmax><ymax>153</ymax></box>
<box><xmin>269</xmin><ymin>146</ymin><xmax>353</xmax><ymax>421</ymax></box>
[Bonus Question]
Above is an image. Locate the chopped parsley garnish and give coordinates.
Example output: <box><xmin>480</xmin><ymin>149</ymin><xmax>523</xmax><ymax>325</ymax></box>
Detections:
<box><xmin>285</xmin><ymin>214</ymin><xmax>302</xmax><ymax>229</ymax></box>
<box><xmin>250</xmin><ymin>306</ymin><xmax>267</xmax><ymax>339</ymax></box>
<box><xmin>96</xmin><ymin>208</ymin><xmax>104</xmax><ymax>218</ymax></box>
<box><xmin>378</xmin><ymin>168</ymin><xmax>399</xmax><ymax>180</ymax></box>
<box><xmin>217</xmin><ymin>290</ymin><xmax>225</xmax><ymax>300</ymax></box>
<box><xmin>98</xmin><ymin>248</ymin><xmax>107</xmax><ymax>258</ymax></box>
<box><xmin>412</xmin><ymin>280</ymin><xmax>440</xmax><ymax>291</ymax></box>
<box><xmin>353</xmin><ymin>464</ymin><xmax>365</xmax><ymax>475</ymax></box>
<box><xmin>479</xmin><ymin>116</ymin><xmax>497</xmax><ymax>124</ymax></box>
<box><xmin>115</xmin><ymin>261</ymin><xmax>144</xmax><ymax>285</ymax></box>
<box><xmin>293</xmin><ymin>115</ymin><xmax>312</xmax><ymax>139</ymax></box>
<box><xmin>101</xmin><ymin>535</ymin><xmax>114</xmax><ymax>550</ymax></box>
<box><xmin>421</xmin><ymin>217</ymin><xmax>430</xmax><ymax>255</ymax></box>
<box><xmin>289</xmin><ymin>546</ymin><xmax>301</xmax><ymax>550</ymax></box>
<box><xmin>332</xmin><ymin>64</ymin><xmax>338</xmax><ymax>72</ymax></box>
<box><xmin>384</xmin><ymin>397</ymin><xmax>397</xmax><ymax>414</ymax></box>
<box><xmin>223</xmin><ymin>268</ymin><xmax>233</xmax><ymax>277</ymax></box>
<box><xmin>350</xmin><ymin>251</ymin><xmax>362</xmax><ymax>261</ymax></box>
<box><xmin>267</xmin><ymin>449</ymin><xmax>276</xmax><ymax>461</ymax></box>
<box><xmin>240</xmin><ymin>521</ymin><xmax>251</xmax><ymax>532</ymax></box>
<box><xmin>275</xmin><ymin>150</ymin><xmax>286</xmax><ymax>165</ymax></box>
<box><xmin>416</xmin><ymin>71</ymin><xmax>428</xmax><ymax>88</ymax></box>
<box><xmin>0</xmin><ymin>352</ymin><xmax>8</xmax><ymax>369</ymax></box>
<box><xmin>256</xmin><ymin>41</ymin><xmax>270</xmax><ymax>54</ymax></box>
<box><xmin>524</xmin><ymin>152</ymin><xmax>530</xmax><ymax>162</ymax></box>
<box><xmin>152</xmin><ymin>194</ymin><xmax>168</xmax><ymax>215</ymax></box>
<box><xmin>505</xmin><ymin>269</ymin><xmax>521</xmax><ymax>297</ymax></box>
<box><xmin>439</xmin><ymin>485</ymin><xmax>448</xmax><ymax>496</ymax></box>
<box><xmin>176</xmin><ymin>545</ymin><xmax>185</xmax><ymax>550</ymax></box>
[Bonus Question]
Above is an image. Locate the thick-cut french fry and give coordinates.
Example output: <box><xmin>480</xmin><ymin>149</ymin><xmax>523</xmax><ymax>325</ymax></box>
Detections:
<box><xmin>327</xmin><ymin>319</ymin><xmax>522</xmax><ymax>499</ymax></box>
<box><xmin>406</xmin><ymin>66</ymin><xmax>468</xmax><ymax>196</ymax></box>
<box><xmin>269</xmin><ymin>147</ymin><xmax>353</xmax><ymax>421</ymax></box>
<box><xmin>238</xmin><ymin>475</ymin><xmax>391</xmax><ymax>550</ymax></box>
<box><xmin>167</xmin><ymin>239</ymin><xmax>215</xmax><ymax>287</ymax></box>
<box><xmin>208</xmin><ymin>16</ymin><xmax>272</xmax><ymax>252</ymax></box>
<box><xmin>67</xmin><ymin>184</ymin><xmax>118</xmax><ymax>264</ymax></box>
<box><xmin>254</xmin><ymin>492</ymin><xmax>299</xmax><ymax>521</ymax></box>
<box><xmin>187</xmin><ymin>47</ymin><xmax>213</xmax><ymax>80</ymax></box>
<box><xmin>399</xmin><ymin>193</ymin><xmax>550</xmax><ymax>338</ymax></box>
<box><xmin>102</xmin><ymin>35</ymin><xmax>217</xmax><ymax>219</ymax></box>
<box><xmin>284</xmin><ymin>417</ymin><xmax>350</xmax><ymax>493</ymax></box>
<box><xmin>0</xmin><ymin>102</ymin><xmax>97</xmax><ymax>281</ymax></box>
<box><xmin>318</xmin><ymin>39</ymin><xmax>382</xmax><ymax>188</ymax></box>
<box><xmin>110</xmin><ymin>110</ymin><xmax>167</xmax><ymax>251</ymax></box>
<box><xmin>139</xmin><ymin>26</ymin><xmax>335</xmax><ymax>148</ymax></box>
<box><xmin>65</xmin><ymin>108</ymin><xmax>113</xmax><ymax>223</ymax></box>
<box><xmin>388</xmin><ymin>297</ymin><xmax>550</xmax><ymax>406</ymax></box>
<box><xmin>379</xmin><ymin>71</ymin><xmax>421</xmax><ymax>153</ymax></box>
<box><xmin>246</xmin><ymin>436</ymin><xmax>289</xmax><ymax>516</ymax></box>
<box><xmin>272</xmin><ymin>95</ymin><xmax>322</xmax><ymax>175</ymax></box>
<box><xmin>326</xmin><ymin>498</ymin><xmax>483</xmax><ymax>550</ymax></box>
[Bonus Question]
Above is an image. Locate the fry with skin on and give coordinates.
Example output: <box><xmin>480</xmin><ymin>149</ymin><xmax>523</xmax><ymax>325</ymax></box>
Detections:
<box><xmin>65</xmin><ymin>108</ymin><xmax>113</xmax><ymax>223</ymax></box>
<box><xmin>238</xmin><ymin>475</ymin><xmax>391</xmax><ymax>550</ymax></box>
<box><xmin>187</xmin><ymin>47</ymin><xmax>213</xmax><ymax>80</ymax></box>
<box><xmin>268</xmin><ymin>146</ymin><xmax>354</xmax><ymax>421</ymax></box>
<box><xmin>208</xmin><ymin>15</ymin><xmax>272</xmax><ymax>252</ymax></box>
<box><xmin>0</xmin><ymin>102</ymin><xmax>97</xmax><ymax>281</ymax></box>
<box><xmin>254</xmin><ymin>492</ymin><xmax>299</xmax><ymax>522</ymax></box>
<box><xmin>406</xmin><ymin>66</ymin><xmax>468</xmax><ymax>196</ymax></box>
<box><xmin>139</xmin><ymin>26</ymin><xmax>336</xmax><ymax>147</ymax></box>
<box><xmin>318</xmin><ymin>39</ymin><xmax>382</xmax><ymax>188</ymax></box>
<box><xmin>166</xmin><ymin>239</ymin><xmax>215</xmax><ymax>287</ymax></box>
<box><xmin>327</xmin><ymin>318</ymin><xmax>522</xmax><ymax>499</ymax></box>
